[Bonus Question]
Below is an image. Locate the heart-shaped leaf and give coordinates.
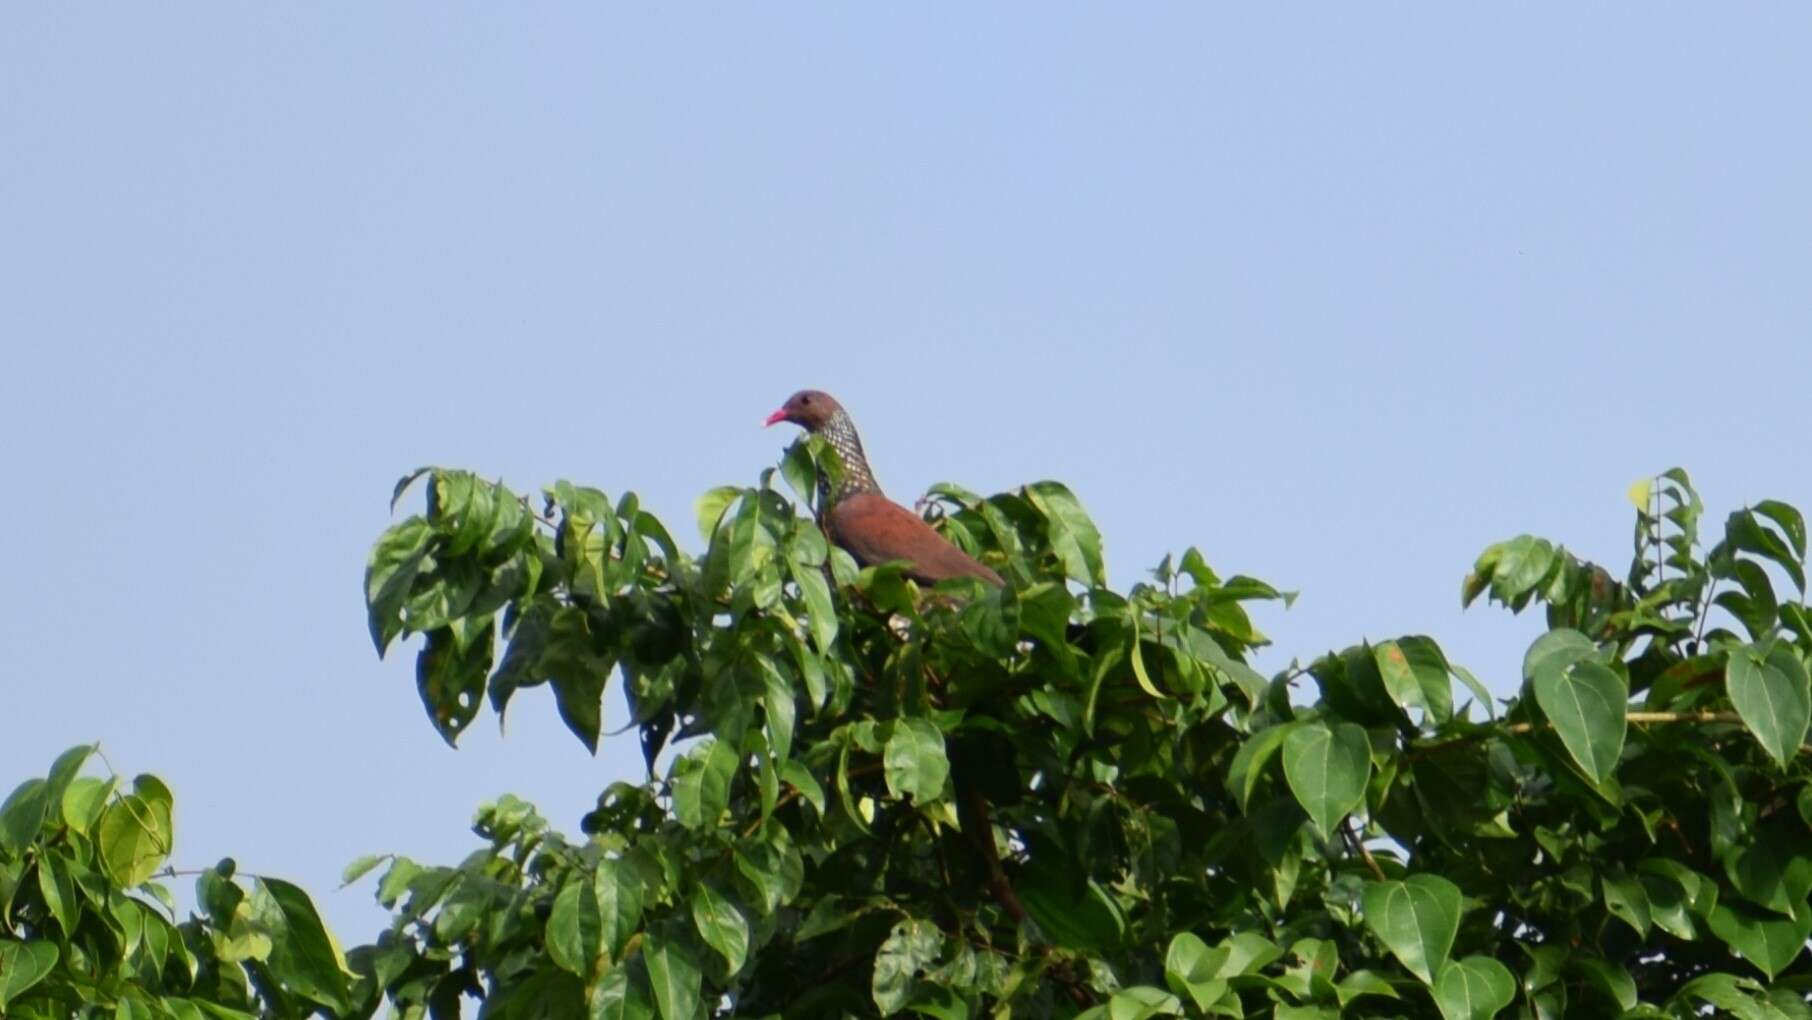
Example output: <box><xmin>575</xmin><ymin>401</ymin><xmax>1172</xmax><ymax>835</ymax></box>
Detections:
<box><xmin>0</xmin><ymin>941</ymin><xmax>58</xmax><ymax>1009</ymax></box>
<box><xmin>1362</xmin><ymin>874</ymin><xmax>1462</xmax><ymax>984</ymax></box>
<box><xmin>1707</xmin><ymin>900</ymin><xmax>1812</xmax><ymax>979</ymax></box>
<box><xmin>1282</xmin><ymin>722</ymin><xmax>1371</xmax><ymax>838</ymax></box>
<box><xmin>1433</xmin><ymin>956</ymin><xmax>1515</xmax><ymax>1020</ymax></box>
<box><xmin>1726</xmin><ymin>642</ymin><xmax>1811</xmax><ymax>769</ymax></box>
<box><xmin>1532</xmin><ymin>659</ymin><xmax>1626</xmax><ymax>783</ymax></box>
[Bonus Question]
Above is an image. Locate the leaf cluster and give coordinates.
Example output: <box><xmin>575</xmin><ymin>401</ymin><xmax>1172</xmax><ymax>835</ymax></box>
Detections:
<box><xmin>349</xmin><ymin>460</ymin><xmax>1812</xmax><ymax>1017</ymax></box>
<box><xmin>0</xmin><ymin>746</ymin><xmax>353</xmax><ymax>1018</ymax></box>
<box><xmin>9</xmin><ymin>462</ymin><xmax>1812</xmax><ymax>1019</ymax></box>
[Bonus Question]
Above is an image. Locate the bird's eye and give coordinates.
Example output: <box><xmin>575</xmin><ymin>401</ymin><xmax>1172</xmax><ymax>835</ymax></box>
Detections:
<box><xmin>801</xmin><ymin>395</ymin><xmax>812</xmax><ymax>405</ymax></box>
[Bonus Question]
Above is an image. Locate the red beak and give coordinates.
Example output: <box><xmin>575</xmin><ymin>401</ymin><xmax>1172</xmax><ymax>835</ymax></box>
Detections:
<box><xmin>764</xmin><ymin>408</ymin><xmax>790</xmax><ymax>427</ymax></box>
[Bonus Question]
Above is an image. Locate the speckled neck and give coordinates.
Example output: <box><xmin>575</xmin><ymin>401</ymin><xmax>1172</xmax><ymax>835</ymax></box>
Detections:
<box><xmin>816</xmin><ymin>409</ymin><xmax>881</xmax><ymax>504</ymax></box>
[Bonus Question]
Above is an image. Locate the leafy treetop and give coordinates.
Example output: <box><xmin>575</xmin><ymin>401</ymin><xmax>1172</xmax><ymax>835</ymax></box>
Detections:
<box><xmin>3</xmin><ymin>455</ymin><xmax>1811</xmax><ymax>1019</ymax></box>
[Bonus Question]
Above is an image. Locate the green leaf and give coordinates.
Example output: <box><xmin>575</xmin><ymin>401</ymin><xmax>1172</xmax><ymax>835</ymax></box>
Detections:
<box><xmin>760</xmin><ymin>656</ymin><xmax>797</xmax><ymax>765</ymax></box>
<box><xmin>1677</xmin><ymin>973</ymin><xmax>1780</xmax><ymax>1020</ymax></box>
<box><xmin>546</xmin><ymin>876</ymin><xmax>599</xmax><ymax>976</ymax></box>
<box><xmin>780</xmin><ymin>759</ymin><xmax>825</xmax><ymax>816</ymax></box>
<box><xmin>796</xmin><ymin>896</ymin><xmax>862</xmax><ymax>943</ymax></box>
<box><xmin>1335</xmin><ymin>970</ymin><xmax>1401</xmax><ymax>1007</ymax></box>
<box><xmin>1707</xmin><ymin>900</ymin><xmax>1812</xmax><ymax>979</ymax></box>
<box><xmin>1727</xmin><ymin>822</ymin><xmax>1812</xmax><ymax>916</ymax></box>
<box><xmin>42</xmin><ymin>744</ymin><xmax>94</xmax><ymax>811</ymax></box>
<box><xmin>695</xmin><ymin>486</ymin><xmax>742</xmax><ymax>544</ymax></box>
<box><xmin>596</xmin><ymin>859</ymin><xmax>646</xmax><ymax>961</ymax></box>
<box><xmin>1727</xmin><ymin>642</ymin><xmax>1811</xmax><ymax>769</ymax></box>
<box><xmin>1017</xmin><ymin>852</ymin><xmax>1127</xmax><ymax>953</ymax></box>
<box><xmin>1225</xmin><ymin>722</ymin><xmax>1299</xmax><ymax>813</ymax></box>
<box><xmin>365</xmin><ymin>516</ymin><xmax>436</xmax><ymax>656</ymax></box>
<box><xmin>788</xmin><ymin>550</ymin><xmax>839</xmax><ymax>655</ymax></box>
<box><xmin>590</xmin><ymin>962</ymin><xmax>658</xmax><ymax>1020</ymax></box>
<box><xmin>1532</xmin><ymin>659</ymin><xmax>1626</xmax><ymax>783</ymax></box>
<box><xmin>414</xmin><ymin>622</ymin><xmax>495</xmax><ymax>747</ymax></box>
<box><xmin>1163</xmin><ymin>933</ymin><xmax>1228</xmax><ymax>1012</ymax></box>
<box><xmin>642</xmin><ymin>924</ymin><xmax>702</xmax><ymax>1020</ymax></box>
<box><xmin>1375</xmin><ymin>637</ymin><xmax>1453</xmax><ymax>722</ymax></box>
<box><xmin>883</xmin><ymin>719</ymin><xmax>950</xmax><ymax>805</ymax></box>
<box><xmin>1104</xmin><ymin>986</ymin><xmax>1183</xmax><ymax>1020</ymax></box>
<box><xmin>537</xmin><ymin>604</ymin><xmax>617</xmax><ymax>753</ymax></box>
<box><xmin>872</xmin><ymin>918</ymin><xmax>941</xmax><ymax>1015</ymax></box>
<box><xmin>0</xmin><ymin>940</ymin><xmax>58</xmax><ymax>1009</ymax></box>
<box><xmin>1521</xmin><ymin>628</ymin><xmax>1597</xmax><ymax>686</ymax></box>
<box><xmin>259</xmin><ymin>877</ymin><xmax>350</xmax><ymax>1013</ymax></box>
<box><xmin>340</xmin><ymin>853</ymin><xmax>386</xmax><ymax>887</ymax></box>
<box><xmin>1490</xmin><ymin>535</ymin><xmax>1557</xmax><ymax>605</ymax></box>
<box><xmin>1754</xmin><ymin>499</ymin><xmax>1808</xmax><ymax>561</ymax></box>
<box><xmin>1450</xmin><ymin>664</ymin><xmax>1496</xmax><ymax>720</ymax></box>
<box><xmin>1432</xmin><ymin>956</ymin><xmax>1515</xmax><ymax>1020</ymax></box>
<box><xmin>97</xmin><ymin>790</ymin><xmax>172</xmax><ymax>887</ymax></box>
<box><xmin>1362</xmin><ymin>874</ymin><xmax>1462</xmax><ymax>984</ymax></box>
<box><xmin>960</xmin><ymin>585</ymin><xmax>1019</xmax><ymax>658</ymax></box>
<box><xmin>1281</xmin><ymin>721</ymin><xmax>1370</xmax><ymax>839</ymax></box>
<box><xmin>1214</xmin><ymin>931</ymin><xmax>1284</xmax><ymax>977</ymax></box>
<box><xmin>1568</xmin><ymin>957</ymin><xmax>1637</xmax><ymax>1012</ymax></box>
<box><xmin>690</xmin><ymin>881</ymin><xmax>750</xmax><ymax>974</ymax></box>
<box><xmin>1730</xmin><ymin>508</ymin><xmax>1808</xmax><ymax>594</ymax></box>
<box><xmin>1601</xmin><ymin>869</ymin><xmax>1651</xmax><ymax>936</ymax></box>
<box><xmin>0</xmin><ymin>779</ymin><xmax>48</xmax><ymax>855</ymax></box>
<box><xmin>1024</xmin><ymin>481</ymin><xmax>1105</xmax><ymax>584</ymax></box>
<box><xmin>36</xmin><ymin>851</ymin><xmax>77</xmax><ymax>935</ymax></box>
<box><xmin>672</xmin><ymin>739</ymin><xmax>738</xmax><ymax>830</ymax></box>
<box><xmin>60</xmin><ymin>776</ymin><xmax>113</xmax><ymax>835</ymax></box>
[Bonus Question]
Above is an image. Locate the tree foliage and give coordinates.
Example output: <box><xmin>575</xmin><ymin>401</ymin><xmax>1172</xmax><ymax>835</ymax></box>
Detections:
<box><xmin>6</xmin><ymin>460</ymin><xmax>1812</xmax><ymax>1017</ymax></box>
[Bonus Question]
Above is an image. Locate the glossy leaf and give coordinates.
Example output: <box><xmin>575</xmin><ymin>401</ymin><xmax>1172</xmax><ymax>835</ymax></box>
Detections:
<box><xmin>1225</xmin><ymin>721</ymin><xmax>1298</xmax><ymax>812</ymax></box>
<box><xmin>1432</xmin><ymin>956</ymin><xmax>1515</xmax><ymax>1020</ymax></box>
<box><xmin>1282</xmin><ymin>721</ymin><xmax>1370</xmax><ymax>838</ymax></box>
<box><xmin>259</xmin><ymin>878</ymin><xmax>351</xmax><ymax>1013</ymax></box>
<box><xmin>0</xmin><ymin>941</ymin><xmax>58</xmax><ymax>1008</ymax></box>
<box><xmin>642</xmin><ymin>925</ymin><xmax>702</xmax><ymax>1020</ymax></box>
<box><xmin>1024</xmin><ymin>481</ymin><xmax>1105</xmax><ymax>585</ymax></box>
<box><xmin>1707</xmin><ymin>900</ymin><xmax>1812</xmax><ymax>979</ymax></box>
<box><xmin>1162</xmin><ymin>932</ymin><xmax>1228</xmax><ymax>1011</ymax></box>
<box><xmin>1362</xmin><ymin>874</ymin><xmax>1462</xmax><ymax>984</ymax></box>
<box><xmin>690</xmin><ymin>881</ymin><xmax>749</xmax><ymax>973</ymax></box>
<box><xmin>672</xmin><ymin>739</ymin><xmax>738</xmax><ymax>830</ymax></box>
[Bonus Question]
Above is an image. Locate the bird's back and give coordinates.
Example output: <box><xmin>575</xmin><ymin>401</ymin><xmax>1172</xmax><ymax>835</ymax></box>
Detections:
<box><xmin>827</xmin><ymin>492</ymin><xmax>1004</xmax><ymax>586</ymax></box>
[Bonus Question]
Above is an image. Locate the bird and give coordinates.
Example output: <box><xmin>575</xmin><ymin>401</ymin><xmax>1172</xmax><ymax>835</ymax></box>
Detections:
<box><xmin>765</xmin><ymin>389</ymin><xmax>1004</xmax><ymax>587</ymax></box>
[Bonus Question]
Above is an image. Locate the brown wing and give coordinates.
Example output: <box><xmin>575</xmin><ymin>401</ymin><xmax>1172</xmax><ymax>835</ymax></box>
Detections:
<box><xmin>827</xmin><ymin>493</ymin><xmax>1004</xmax><ymax>586</ymax></box>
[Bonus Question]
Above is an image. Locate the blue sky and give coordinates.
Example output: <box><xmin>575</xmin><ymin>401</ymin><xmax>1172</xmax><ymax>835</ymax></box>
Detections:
<box><xmin>3</xmin><ymin>7</ymin><xmax>1808</xmax><ymax>941</ymax></box>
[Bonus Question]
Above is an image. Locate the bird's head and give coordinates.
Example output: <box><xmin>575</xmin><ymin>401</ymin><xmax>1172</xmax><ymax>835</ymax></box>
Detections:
<box><xmin>764</xmin><ymin>389</ymin><xmax>844</xmax><ymax>432</ymax></box>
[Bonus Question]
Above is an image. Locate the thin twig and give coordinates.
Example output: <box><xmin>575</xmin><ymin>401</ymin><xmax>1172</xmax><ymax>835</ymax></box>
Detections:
<box><xmin>1502</xmin><ymin>710</ymin><xmax>1741</xmax><ymax>734</ymax></box>
<box><xmin>1342</xmin><ymin>819</ymin><xmax>1386</xmax><ymax>882</ymax></box>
